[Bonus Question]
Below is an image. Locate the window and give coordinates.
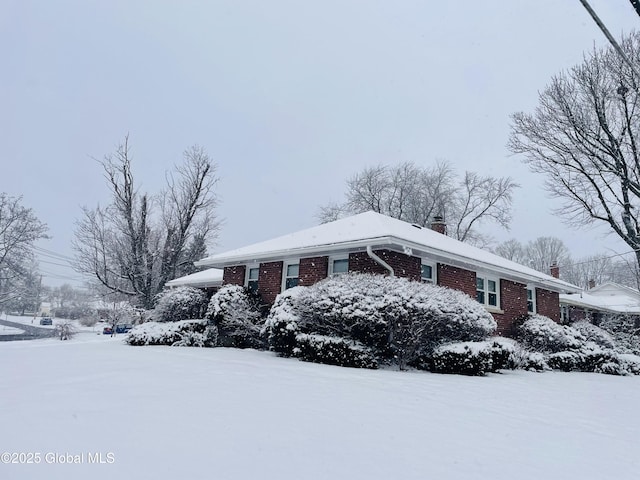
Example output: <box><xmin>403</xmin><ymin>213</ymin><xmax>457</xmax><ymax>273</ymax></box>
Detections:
<box><xmin>246</xmin><ymin>267</ymin><xmax>259</xmax><ymax>294</ymax></box>
<box><xmin>329</xmin><ymin>257</ymin><xmax>349</xmax><ymax>275</ymax></box>
<box><xmin>476</xmin><ymin>276</ymin><xmax>499</xmax><ymax>308</ymax></box>
<box><xmin>283</xmin><ymin>263</ymin><xmax>299</xmax><ymax>290</ymax></box>
<box><xmin>527</xmin><ymin>287</ymin><xmax>536</xmax><ymax>313</ymax></box>
<box><xmin>421</xmin><ymin>261</ymin><xmax>435</xmax><ymax>283</ymax></box>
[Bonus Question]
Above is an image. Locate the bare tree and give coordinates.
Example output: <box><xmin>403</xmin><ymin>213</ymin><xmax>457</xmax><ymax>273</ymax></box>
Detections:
<box><xmin>0</xmin><ymin>194</ymin><xmax>48</xmax><ymax>308</ymax></box>
<box><xmin>493</xmin><ymin>239</ymin><xmax>528</xmax><ymax>264</ymax></box>
<box><xmin>525</xmin><ymin>237</ymin><xmax>571</xmax><ymax>274</ymax></box>
<box><xmin>319</xmin><ymin>161</ymin><xmax>517</xmax><ymax>244</ymax></box>
<box><xmin>73</xmin><ymin>137</ymin><xmax>220</xmax><ymax>309</ymax></box>
<box><xmin>509</xmin><ymin>32</ymin><xmax>640</xmax><ymax>272</ymax></box>
<box><xmin>562</xmin><ymin>254</ymin><xmax>614</xmax><ymax>289</ymax></box>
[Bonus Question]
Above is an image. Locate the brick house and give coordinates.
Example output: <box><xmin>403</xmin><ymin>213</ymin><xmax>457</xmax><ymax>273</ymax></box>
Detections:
<box><xmin>559</xmin><ymin>282</ymin><xmax>640</xmax><ymax>324</ymax></box>
<box><xmin>192</xmin><ymin>211</ymin><xmax>579</xmax><ymax>335</ymax></box>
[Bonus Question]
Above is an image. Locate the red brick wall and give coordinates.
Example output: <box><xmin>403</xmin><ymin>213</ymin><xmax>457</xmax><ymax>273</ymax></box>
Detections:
<box><xmin>348</xmin><ymin>250</ymin><xmax>421</xmax><ymax>280</ymax></box>
<box><xmin>492</xmin><ymin>280</ymin><xmax>528</xmax><ymax>335</ymax></box>
<box><xmin>258</xmin><ymin>261</ymin><xmax>284</xmax><ymax>305</ymax></box>
<box><xmin>299</xmin><ymin>256</ymin><xmax>329</xmax><ymax>286</ymax></box>
<box><xmin>437</xmin><ymin>264</ymin><xmax>476</xmax><ymax>298</ymax></box>
<box><xmin>536</xmin><ymin>288</ymin><xmax>560</xmax><ymax>322</ymax></box>
<box><xmin>223</xmin><ymin>266</ymin><xmax>245</xmax><ymax>286</ymax></box>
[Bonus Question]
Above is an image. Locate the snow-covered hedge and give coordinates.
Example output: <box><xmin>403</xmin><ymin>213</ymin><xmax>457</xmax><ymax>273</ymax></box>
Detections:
<box><xmin>153</xmin><ymin>287</ymin><xmax>208</xmax><ymax>323</ymax></box>
<box><xmin>431</xmin><ymin>341</ymin><xmax>494</xmax><ymax>376</ymax></box>
<box><xmin>516</xmin><ymin>315</ymin><xmax>585</xmax><ymax>353</ymax></box>
<box><xmin>515</xmin><ymin>314</ymin><xmax>640</xmax><ymax>375</ymax></box>
<box><xmin>293</xmin><ymin>334</ymin><xmax>378</xmax><ymax>369</ymax></box>
<box><xmin>597</xmin><ymin>314</ymin><xmax>640</xmax><ymax>355</ymax></box>
<box><xmin>570</xmin><ymin>321</ymin><xmax>616</xmax><ymax>350</ymax></box>
<box><xmin>126</xmin><ymin>320</ymin><xmax>214</xmax><ymax>347</ymax></box>
<box><xmin>264</xmin><ymin>273</ymin><xmax>497</xmax><ymax>369</ymax></box>
<box><xmin>206</xmin><ymin>285</ymin><xmax>265</xmax><ymax>349</ymax></box>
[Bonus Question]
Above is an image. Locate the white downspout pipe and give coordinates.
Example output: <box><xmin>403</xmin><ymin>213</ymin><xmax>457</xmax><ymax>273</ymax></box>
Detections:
<box><xmin>366</xmin><ymin>245</ymin><xmax>394</xmax><ymax>277</ymax></box>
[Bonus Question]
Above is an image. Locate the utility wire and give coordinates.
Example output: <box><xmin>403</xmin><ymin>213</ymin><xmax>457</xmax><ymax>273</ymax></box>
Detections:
<box><xmin>578</xmin><ymin>0</ymin><xmax>640</xmax><ymax>78</ymax></box>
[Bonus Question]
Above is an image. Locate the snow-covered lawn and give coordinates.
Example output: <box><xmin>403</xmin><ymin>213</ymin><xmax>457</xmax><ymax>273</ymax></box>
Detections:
<box><xmin>1</xmin><ymin>334</ymin><xmax>639</xmax><ymax>480</ymax></box>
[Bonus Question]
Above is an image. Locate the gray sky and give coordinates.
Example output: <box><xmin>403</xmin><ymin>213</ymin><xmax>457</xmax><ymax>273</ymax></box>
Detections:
<box><xmin>2</xmin><ymin>0</ymin><xmax>639</xmax><ymax>287</ymax></box>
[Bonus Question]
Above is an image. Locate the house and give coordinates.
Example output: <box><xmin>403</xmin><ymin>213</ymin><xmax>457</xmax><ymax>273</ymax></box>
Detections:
<box><xmin>560</xmin><ymin>282</ymin><xmax>640</xmax><ymax>324</ymax></box>
<box><xmin>194</xmin><ymin>211</ymin><xmax>580</xmax><ymax>335</ymax></box>
<box><xmin>165</xmin><ymin>268</ymin><xmax>224</xmax><ymax>291</ymax></box>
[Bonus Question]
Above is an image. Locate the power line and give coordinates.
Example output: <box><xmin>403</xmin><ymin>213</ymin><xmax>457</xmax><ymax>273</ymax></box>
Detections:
<box><xmin>578</xmin><ymin>0</ymin><xmax>640</xmax><ymax>78</ymax></box>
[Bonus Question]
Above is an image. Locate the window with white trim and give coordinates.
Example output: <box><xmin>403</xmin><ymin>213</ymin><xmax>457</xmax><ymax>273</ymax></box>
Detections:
<box><xmin>283</xmin><ymin>262</ymin><xmax>299</xmax><ymax>290</ymax></box>
<box><xmin>329</xmin><ymin>257</ymin><xmax>349</xmax><ymax>275</ymax></box>
<box><xmin>476</xmin><ymin>276</ymin><xmax>499</xmax><ymax>308</ymax></box>
<box><xmin>246</xmin><ymin>266</ymin><xmax>259</xmax><ymax>294</ymax></box>
<box><xmin>421</xmin><ymin>261</ymin><xmax>435</xmax><ymax>283</ymax></box>
<box><xmin>527</xmin><ymin>286</ymin><xmax>536</xmax><ymax>313</ymax></box>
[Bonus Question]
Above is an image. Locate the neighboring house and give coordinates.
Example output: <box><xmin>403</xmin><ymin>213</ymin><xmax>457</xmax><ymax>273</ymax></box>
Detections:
<box><xmin>165</xmin><ymin>268</ymin><xmax>224</xmax><ymax>292</ymax></box>
<box><xmin>38</xmin><ymin>302</ymin><xmax>52</xmax><ymax>317</ymax></box>
<box><xmin>560</xmin><ymin>282</ymin><xmax>640</xmax><ymax>323</ymax></box>
<box><xmin>194</xmin><ymin>211</ymin><xmax>580</xmax><ymax>335</ymax></box>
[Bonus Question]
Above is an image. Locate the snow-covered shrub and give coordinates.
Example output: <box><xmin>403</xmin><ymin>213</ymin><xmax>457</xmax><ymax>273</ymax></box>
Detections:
<box><xmin>266</xmin><ymin>273</ymin><xmax>496</xmax><ymax>369</ymax></box>
<box><xmin>516</xmin><ymin>314</ymin><xmax>585</xmax><ymax>353</ymax></box>
<box><xmin>263</xmin><ymin>287</ymin><xmax>303</xmax><ymax>357</ymax></box>
<box><xmin>617</xmin><ymin>354</ymin><xmax>640</xmax><ymax>375</ymax></box>
<box><xmin>206</xmin><ymin>285</ymin><xmax>265</xmax><ymax>349</ymax></box>
<box><xmin>570</xmin><ymin>321</ymin><xmax>616</xmax><ymax>349</ymax></box>
<box><xmin>153</xmin><ymin>287</ymin><xmax>208</xmax><ymax>322</ymax></box>
<box><xmin>517</xmin><ymin>351</ymin><xmax>549</xmax><ymax>372</ymax></box>
<box><xmin>598</xmin><ymin>314</ymin><xmax>640</xmax><ymax>355</ymax></box>
<box><xmin>431</xmin><ymin>342</ymin><xmax>494</xmax><ymax>376</ymax></box>
<box><xmin>293</xmin><ymin>334</ymin><xmax>378</xmax><ymax>369</ymax></box>
<box><xmin>489</xmin><ymin>337</ymin><xmax>519</xmax><ymax>371</ymax></box>
<box><xmin>126</xmin><ymin>320</ymin><xmax>208</xmax><ymax>346</ymax></box>
<box><xmin>546</xmin><ymin>351</ymin><xmax>583</xmax><ymax>372</ymax></box>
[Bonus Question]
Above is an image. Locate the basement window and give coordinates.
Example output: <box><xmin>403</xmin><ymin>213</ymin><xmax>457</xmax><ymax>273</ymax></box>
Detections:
<box><xmin>476</xmin><ymin>276</ymin><xmax>499</xmax><ymax>308</ymax></box>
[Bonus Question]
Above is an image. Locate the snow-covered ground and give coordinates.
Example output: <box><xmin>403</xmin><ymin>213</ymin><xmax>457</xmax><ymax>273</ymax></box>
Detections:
<box><xmin>1</xmin><ymin>333</ymin><xmax>639</xmax><ymax>480</ymax></box>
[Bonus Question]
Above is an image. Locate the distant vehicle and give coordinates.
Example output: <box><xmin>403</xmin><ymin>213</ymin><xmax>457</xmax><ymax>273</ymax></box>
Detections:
<box><xmin>39</xmin><ymin>317</ymin><xmax>53</xmax><ymax>326</ymax></box>
<box><xmin>115</xmin><ymin>324</ymin><xmax>133</xmax><ymax>334</ymax></box>
<box><xmin>103</xmin><ymin>326</ymin><xmax>113</xmax><ymax>335</ymax></box>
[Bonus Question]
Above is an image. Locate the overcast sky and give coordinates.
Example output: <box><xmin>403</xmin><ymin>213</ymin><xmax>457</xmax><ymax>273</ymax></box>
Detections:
<box><xmin>2</xmin><ymin>0</ymin><xmax>639</xmax><ymax>287</ymax></box>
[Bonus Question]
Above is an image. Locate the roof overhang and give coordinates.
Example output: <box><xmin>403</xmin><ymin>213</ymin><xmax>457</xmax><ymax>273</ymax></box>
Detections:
<box><xmin>197</xmin><ymin>235</ymin><xmax>579</xmax><ymax>293</ymax></box>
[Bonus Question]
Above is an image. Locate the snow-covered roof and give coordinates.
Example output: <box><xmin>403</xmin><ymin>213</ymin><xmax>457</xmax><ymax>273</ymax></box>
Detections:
<box><xmin>165</xmin><ymin>268</ymin><xmax>224</xmax><ymax>288</ymax></box>
<box><xmin>196</xmin><ymin>211</ymin><xmax>579</xmax><ymax>293</ymax></box>
<box><xmin>560</xmin><ymin>282</ymin><xmax>640</xmax><ymax>314</ymax></box>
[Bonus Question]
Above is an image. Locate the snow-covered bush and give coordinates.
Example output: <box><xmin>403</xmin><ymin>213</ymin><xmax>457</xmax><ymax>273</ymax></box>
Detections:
<box><xmin>126</xmin><ymin>320</ymin><xmax>209</xmax><ymax>346</ymax></box>
<box><xmin>517</xmin><ymin>351</ymin><xmax>549</xmax><ymax>372</ymax></box>
<box><xmin>431</xmin><ymin>342</ymin><xmax>494</xmax><ymax>376</ymax></box>
<box><xmin>598</xmin><ymin>314</ymin><xmax>640</xmax><ymax>355</ymax></box>
<box><xmin>153</xmin><ymin>286</ymin><xmax>208</xmax><ymax>322</ymax></box>
<box><xmin>570</xmin><ymin>321</ymin><xmax>616</xmax><ymax>349</ymax></box>
<box><xmin>488</xmin><ymin>337</ymin><xmax>519</xmax><ymax>371</ymax></box>
<box><xmin>263</xmin><ymin>287</ymin><xmax>303</xmax><ymax>357</ymax></box>
<box><xmin>293</xmin><ymin>334</ymin><xmax>378</xmax><ymax>369</ymax></box>
<box><xmin>516</xmin><ymin>315</ymin><xmax>585</xmax><ymax>353</ymax></box>
<box><xmin>265</xmin><ymin>273</ymin><xmax>496</xmax><ymax>369</ymax></box>
<box><xmin>206</xmin><ymin>285</ymin><xmax>265</xmax><ymax>349</ymax></box>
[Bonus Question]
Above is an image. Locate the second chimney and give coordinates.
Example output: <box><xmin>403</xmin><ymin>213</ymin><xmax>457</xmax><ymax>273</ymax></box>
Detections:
<box><xmin>550</xmin><ymin>262</ymin><xmax>559</xmax><ymax>279</ymax></box>
<box><xmin>430</xmin><ymin>215</ymin><xmax>447</xmax><ymax>235</ymax></box>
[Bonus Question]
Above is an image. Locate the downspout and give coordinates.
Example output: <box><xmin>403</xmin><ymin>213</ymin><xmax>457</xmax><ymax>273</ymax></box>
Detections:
<box><xmin>366</xmin><ymin>245</ymin><xmax>394</xmax><ymax>277</ymax></box>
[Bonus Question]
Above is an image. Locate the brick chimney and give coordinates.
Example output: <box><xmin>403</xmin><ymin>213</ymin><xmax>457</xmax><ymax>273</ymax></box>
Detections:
<box><xmin>550</xmin><ymin>262</ymin><xmax>559</xmax><ymax>279</ymax></box>
<box><xmin>430</xmin><ymin>215</ymin><xmax>447</xmax><ymax>235</ymax></box>
<box><xmin>588</xmin><ymin>279</ymin><xmax>596</xmax><ymax>289</ymax></box>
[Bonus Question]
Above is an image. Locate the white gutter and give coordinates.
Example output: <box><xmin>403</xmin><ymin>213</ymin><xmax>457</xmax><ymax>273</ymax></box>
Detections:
<box><xmin>366</xmin><ymin>245</ymin><xmax>394</xmax><ymax>276</ymax></box>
